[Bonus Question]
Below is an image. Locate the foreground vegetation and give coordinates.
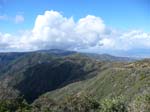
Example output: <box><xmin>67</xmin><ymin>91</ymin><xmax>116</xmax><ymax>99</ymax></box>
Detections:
<box><xmin>0</xmin><ymin>93</ymin><xmax>149</xmax><ymax>112</ymax></box>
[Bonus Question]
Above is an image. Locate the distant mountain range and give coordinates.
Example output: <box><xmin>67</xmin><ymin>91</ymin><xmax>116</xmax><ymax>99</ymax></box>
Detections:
<box><xmin>0</xmin><ymin>49</ymin><xmax>135</xmax><ymax>66</ymax></box>
<box><xmin>82</xmin><ymin>52</ymin><xmax>135</xmax><ymax>62</ymax></box>
<box><xmin>0</xmin><ymin>49</ymin><xmax>149</xmax><ymax>112</ymax></box>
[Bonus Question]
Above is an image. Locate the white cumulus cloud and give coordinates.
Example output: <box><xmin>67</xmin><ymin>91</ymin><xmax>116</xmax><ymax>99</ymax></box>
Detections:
<box><xmin>0</xmin><ymin>10</ymin><xmax>150</xmax><ymax>57</ymax></box>
<box><xmin>21</xmin><ymin>10</ymin><xmax>106</xmax><ymax>51</ymax></box>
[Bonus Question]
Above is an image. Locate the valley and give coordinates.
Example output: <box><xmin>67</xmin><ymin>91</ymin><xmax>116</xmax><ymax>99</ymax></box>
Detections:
<box><xmin>0</xmin><ymin>49</ymin><xmax>149</xmax><ymax>112</ymax></box>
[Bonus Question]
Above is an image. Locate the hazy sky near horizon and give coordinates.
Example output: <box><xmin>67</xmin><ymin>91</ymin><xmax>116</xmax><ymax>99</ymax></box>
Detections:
<box><xmin>0</xmin><ymin>0</ymin><xmax>150</xmax><ymax>57</ymax></box>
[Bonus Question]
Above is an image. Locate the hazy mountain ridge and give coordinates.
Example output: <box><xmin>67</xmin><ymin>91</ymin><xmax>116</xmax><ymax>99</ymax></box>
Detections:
<box><xmin>83</xmin><ymin>53</ymin><xmax>135</xmax><ymax>62</ymax></box>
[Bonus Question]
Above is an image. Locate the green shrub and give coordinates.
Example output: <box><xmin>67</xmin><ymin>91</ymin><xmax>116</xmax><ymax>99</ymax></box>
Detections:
<box><xmin>59</xmin><ymin>93</ymin><xmax>100</xmax><ymax>112</ymax></box>
<box><xmin>0</xmin><ymin>97</ymin><xmax>31</xmax><ymax>112</ymax></box>
<box><xmin>100</xmin><ymin>96</ymin><xmax>127</xmax><ymax>112</ymax></box>
<box><xmin>128</xmin><ymin>94</ymin><xmax>150</xmax><ymax>112</ymax></box>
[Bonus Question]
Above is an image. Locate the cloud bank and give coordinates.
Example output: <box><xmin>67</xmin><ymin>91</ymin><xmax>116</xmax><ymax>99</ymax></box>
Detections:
<box><xmin>0</xmin><ymin>10</ymin><xmax>150</xmax><ymax>56</ymax></box>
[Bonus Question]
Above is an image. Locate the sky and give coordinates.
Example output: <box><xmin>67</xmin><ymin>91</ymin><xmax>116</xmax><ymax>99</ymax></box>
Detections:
<box><xmin>0</xmin><ymin>0</ymin><xmax>150</xmax><ymax>57</ymax></box>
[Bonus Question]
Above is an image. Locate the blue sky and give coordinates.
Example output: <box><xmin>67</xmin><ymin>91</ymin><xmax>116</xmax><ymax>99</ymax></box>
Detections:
<box><xmin>0</xmin><ymin>0</ymin><xmax>150</xmax><ymax>57</ymax></box>
<box><xmin>0</xmin><ymin>0</ymin><xmax>149</xmax><ymax>33</ymax></box>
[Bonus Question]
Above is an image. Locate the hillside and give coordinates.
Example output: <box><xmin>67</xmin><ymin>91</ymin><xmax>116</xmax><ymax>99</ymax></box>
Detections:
<box><xmin>0</xmin><ymin>50</ymin><xmax>149</xmax><ymax>112</ymax></box>
<box><xmin>0</xmin><ymin>52</ymin><xmax>25</xmax><ymax>72</ymax></box>
<box><xmin>0</xmin><ymin>51</ymin><xmax>100</xmax><ymax>102</ymax></box>
<box><xmin>33</xmin><ymin>59</ymin><xmax>149</xmax><ymax>107</ymax></box>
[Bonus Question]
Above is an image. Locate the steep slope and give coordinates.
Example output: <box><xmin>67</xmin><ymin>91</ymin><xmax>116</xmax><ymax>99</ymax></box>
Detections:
<box><xmin>14</xmin><ymin>55</ymin><xmax>100</xmax><ymax>102</ymax></box>
<box><xmin>34</xmin><ymin>59</ymin><xmax>150</xmax><ymax>105</ymax></box>
<box><xmin>0</xmin><ymin>52</ymin><xmax>25</xmax><ymax>73</ymax></box>
<box><xmin>0</xmin><ymin>52</ymin><xmax>55</xmax><ymax>101</ymax></box>
<box><xmin>0</xmin><ymin>52</ymin><xmax>103</xmax><ymax>103</ymax></box>
<box><xmin>0</xmin><ymin>49</ymin><xmax>76</xmax><ymax>73</ymax></box>
<box><xmin>0</xmin><ymin>49</ymin><xmax>149</xmax><ymax>111</ymax></box>
<box><xmin>0</xmin><ymin>50</ymin><xmax>150</xmax><ymax>112</ymax></box>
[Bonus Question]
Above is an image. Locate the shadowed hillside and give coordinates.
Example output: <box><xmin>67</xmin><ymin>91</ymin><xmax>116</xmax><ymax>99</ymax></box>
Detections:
<box><xmin>0</xmin><ymin>50</ymin><xmax>149</xmax><ymax>112</ymax></box>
